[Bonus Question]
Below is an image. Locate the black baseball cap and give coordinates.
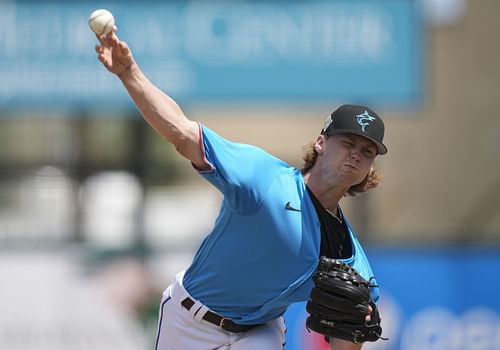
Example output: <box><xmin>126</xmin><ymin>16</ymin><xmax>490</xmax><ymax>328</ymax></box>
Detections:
<box><xmin>321</xmin><ymin>104</ymin><xmax>387</xmax><ymax>155</ymax></box>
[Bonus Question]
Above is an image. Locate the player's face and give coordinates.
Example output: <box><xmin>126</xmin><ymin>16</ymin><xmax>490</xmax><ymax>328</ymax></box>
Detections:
<box><xmin>320</xmin><ymin>133</ymin><xmax>377</xmax><ymax>186</ymax></box>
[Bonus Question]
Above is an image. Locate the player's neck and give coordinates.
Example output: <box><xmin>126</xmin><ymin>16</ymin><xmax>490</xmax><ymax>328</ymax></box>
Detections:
<box><xmin>304</xmin><ymin>172</ymin><xmax>346</xmax><ymax>212</ymax></box>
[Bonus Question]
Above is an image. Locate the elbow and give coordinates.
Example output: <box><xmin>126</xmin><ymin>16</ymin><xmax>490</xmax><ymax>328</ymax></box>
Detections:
<box><xmin>171</xmin><ymin>121</ymin><xmax>202</xmax><ymax>162</ymax></box>
<box><xmin>173</xmin><ymin>134</ymin><xmax>190</xmax><ymax>154</ymax></box>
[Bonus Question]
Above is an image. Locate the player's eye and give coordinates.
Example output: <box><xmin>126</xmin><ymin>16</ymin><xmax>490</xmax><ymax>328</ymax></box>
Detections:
<box><xmin>363</xmin><ymin>149</ymin><xmax>376</xmax><ymax>158</ymax></box>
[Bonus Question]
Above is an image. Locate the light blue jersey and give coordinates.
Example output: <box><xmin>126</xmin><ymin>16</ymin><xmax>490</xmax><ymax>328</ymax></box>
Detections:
<box><xmin>183</xmin><ymin>125</ymin><xmax>379</xmax><ymax>325</ymax></box>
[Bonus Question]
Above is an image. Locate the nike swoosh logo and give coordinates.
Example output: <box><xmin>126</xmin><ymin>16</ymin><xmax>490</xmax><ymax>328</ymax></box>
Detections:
<box><xmin>285</xmin><ymin>201</ymin><xmax>301</xmax><ymax>212</ymax></box>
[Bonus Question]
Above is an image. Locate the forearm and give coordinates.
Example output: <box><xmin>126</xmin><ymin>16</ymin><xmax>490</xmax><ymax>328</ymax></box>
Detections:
<box><xmin>329</xmin><ymin>338</ymin><xmax>363</xmax><ymax>350</ymax></box>
<box><xmin>118</xmin><ymin>64</ymin><xmax>203</xmax><ymax>165</ymax></box>
<box><xmin>118</xmin><ymin>64</ymin><xmax>191</xmax><ymax>143</ymax></box>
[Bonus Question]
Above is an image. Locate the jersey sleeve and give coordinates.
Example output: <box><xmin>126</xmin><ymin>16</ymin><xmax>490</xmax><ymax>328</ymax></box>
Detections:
<box><xmin>195</xmin><ymin>124</ymin><xmax>287</xmax><ymax>213</ymax></box>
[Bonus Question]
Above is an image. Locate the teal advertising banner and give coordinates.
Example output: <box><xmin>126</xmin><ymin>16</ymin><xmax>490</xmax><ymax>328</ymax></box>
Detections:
<box><xmin>0</xmin><ymin>1</ymin><xmax>424</xmax><ymax>108</ymax></box>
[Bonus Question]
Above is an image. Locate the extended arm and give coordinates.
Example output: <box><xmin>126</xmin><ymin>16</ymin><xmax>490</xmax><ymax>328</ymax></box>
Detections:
<box><xmin>95</xmin><ymin>30</ymin><xmax>208</xmax><ymax>170</ymax></box>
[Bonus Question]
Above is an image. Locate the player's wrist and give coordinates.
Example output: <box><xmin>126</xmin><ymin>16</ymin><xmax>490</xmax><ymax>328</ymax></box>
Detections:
<box><xmin>329</xmin><ymin>337</ymin><xmax>363</xmax><ymax>350</ymax></box>
<box><xmin>117</xmin><ymin>62</ymin><xmax>140</xmax><ymax>83</ymax></box>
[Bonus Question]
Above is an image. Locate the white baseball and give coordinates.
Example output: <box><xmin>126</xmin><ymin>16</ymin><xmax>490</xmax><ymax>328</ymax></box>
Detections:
<box><xmin>88</xmin><ymin>9</ymin><xmax>115</xmax><ymax>36</ymax></box>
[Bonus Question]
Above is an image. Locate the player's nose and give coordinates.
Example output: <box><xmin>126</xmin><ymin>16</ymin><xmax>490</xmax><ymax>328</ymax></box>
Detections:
<box><xmin>350</xmin><ymin>148</ymin><xmax>361</xmax><ymax>161</ymax></box>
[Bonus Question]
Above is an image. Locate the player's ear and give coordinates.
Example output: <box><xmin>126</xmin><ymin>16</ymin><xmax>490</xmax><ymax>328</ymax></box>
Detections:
<box><xmin>315</xmin><ymin>135</ymin><xmax>325</xmax><ymax>154</ymax></box>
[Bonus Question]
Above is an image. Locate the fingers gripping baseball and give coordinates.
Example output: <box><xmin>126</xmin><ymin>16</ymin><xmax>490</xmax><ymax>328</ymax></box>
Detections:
<box><xmin>89</xmin><ymin>9</ymin><xmax>134</xmax><ymax>76</ymax></box>
<box><xmin>95</xmin><ymin>28</ymin><xmax>134</xmax><ymax>77</ymax></box>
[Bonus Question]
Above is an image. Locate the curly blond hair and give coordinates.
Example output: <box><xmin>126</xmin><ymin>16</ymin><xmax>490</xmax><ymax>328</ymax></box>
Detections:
<box><xmin>300</xmin><ymin>140</ymin><xmax>381</xmax><ymax>196</ymax></box>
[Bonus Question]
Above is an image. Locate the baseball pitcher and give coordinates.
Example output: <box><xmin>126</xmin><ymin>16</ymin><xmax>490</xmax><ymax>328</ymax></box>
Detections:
<box><xmin>94</xmin><ymin>27</ymin><xmax>387</xmax><ymax>350</ymax></box>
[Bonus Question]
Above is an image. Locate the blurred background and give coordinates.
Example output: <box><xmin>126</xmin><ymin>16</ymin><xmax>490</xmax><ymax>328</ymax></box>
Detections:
<box><xmin>1</xmin><ymin>0</ymin><xmax>499</xmax><ymax>349</ymax></box>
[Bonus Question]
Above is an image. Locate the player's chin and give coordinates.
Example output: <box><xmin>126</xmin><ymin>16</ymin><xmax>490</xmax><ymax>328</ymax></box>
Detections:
<box><xmin>343</xmin><ymin>166</ymin><xmax>370</xmax><ymax>182</ymax></box>
<box><xmin>339</xmin><ymin>169</ymin><xmax>360</xmax><ymax>181</ymax></box>
<box><xmin>341</xmin><ymin>175</ymin><xmax>366</xmax><ymax>190</ymax></box>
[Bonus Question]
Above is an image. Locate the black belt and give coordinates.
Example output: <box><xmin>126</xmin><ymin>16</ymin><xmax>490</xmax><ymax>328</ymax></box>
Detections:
<box><xmin>181</xmin><ymin>297</ymin><xmax>259</xmax><ymax>333</ymax></box>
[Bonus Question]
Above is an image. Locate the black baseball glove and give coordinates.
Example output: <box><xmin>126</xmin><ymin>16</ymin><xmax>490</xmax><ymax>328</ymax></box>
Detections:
<box><xmin>305</xmin><ymin>256</ymin><xmax>387</xmax><ymax>344</ymax></box>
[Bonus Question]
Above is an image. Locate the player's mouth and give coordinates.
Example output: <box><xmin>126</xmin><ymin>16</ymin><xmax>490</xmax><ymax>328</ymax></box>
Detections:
<box><xmin>343</xmin><ymin>163</ymin><xmax>358</xmax><ymax>171</ymax></box>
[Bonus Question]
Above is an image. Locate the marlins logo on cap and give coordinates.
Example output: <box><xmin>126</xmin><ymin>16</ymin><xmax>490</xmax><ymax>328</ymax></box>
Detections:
<box><xmin>355</xmin><ymin>111</ymin><xmax>376</xmax><ymax>132</ymax></box>
<box><xmin>321</xmin><ymin>104</ymin><xmax>388</xmax><ymax>155</ymax></box>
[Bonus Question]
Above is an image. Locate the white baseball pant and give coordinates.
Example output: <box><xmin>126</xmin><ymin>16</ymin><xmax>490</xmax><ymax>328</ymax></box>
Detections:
<box><xmin>154</xmin><ymin>272</ymin><xmax>286</xmax><ymax>350</ymax></box>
